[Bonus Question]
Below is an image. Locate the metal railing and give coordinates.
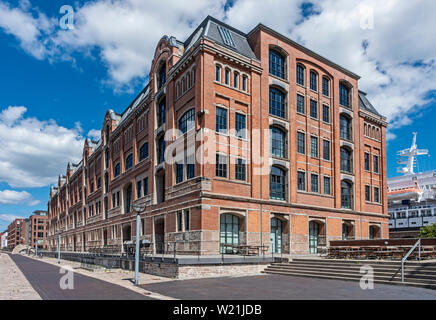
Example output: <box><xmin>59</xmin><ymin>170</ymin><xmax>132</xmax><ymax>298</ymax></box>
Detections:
<box><xmin>401</xmin><ymin>238</ymin><xmax>421</xmax><ymax>283</ymax></box>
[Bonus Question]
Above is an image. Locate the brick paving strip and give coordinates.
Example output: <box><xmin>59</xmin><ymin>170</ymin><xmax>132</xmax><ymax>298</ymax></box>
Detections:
<box><xmin>19</xmin><ymin>253</ymin><xmax>176</xmax><ymax>300</ymax></box>
<box><xmin>0</xmin><ymin>253</ymin><xmax>41</xmax><ymax>300</ymax></box>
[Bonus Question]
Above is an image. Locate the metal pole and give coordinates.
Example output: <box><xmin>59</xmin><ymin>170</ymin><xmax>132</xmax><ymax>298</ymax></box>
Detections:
<box><xmin>134</xmin><ymin>212</ymin><xmax>140</xmax><ymax>285</ymax></box>
<box><xmin>35</xmin><ymin>242</ymin><xmax>37</xmax><ymax>257</ymax></box>
<box><xmin>58</xmin><ymin>233</ymin><xmax>61</xmax><ymax>264</ymax></box>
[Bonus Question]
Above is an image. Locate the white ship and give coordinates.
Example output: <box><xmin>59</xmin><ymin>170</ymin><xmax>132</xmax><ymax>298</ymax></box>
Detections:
<box><xmin>388</xmin><ymin>133</ymin><xmax>436</xmax><ymax>238</ymax></box>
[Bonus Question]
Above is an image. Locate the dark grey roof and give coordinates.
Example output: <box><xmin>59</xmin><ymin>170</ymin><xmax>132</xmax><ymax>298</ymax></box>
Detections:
<box><xmin>184</xmin><ymin>16</ymin><xmax>257</xmax><ymax>60</ymax></box>
<box><xmin>358</xmin><ymin>90</ymin><xmax>382</xmax><ymax>117</ymax></box>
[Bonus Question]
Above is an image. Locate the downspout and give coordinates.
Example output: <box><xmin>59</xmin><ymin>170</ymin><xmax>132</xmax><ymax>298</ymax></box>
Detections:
<box><xmin>259</xmin><ymin>70</ymin><xmax>263</xmax><ymax>250</ymax></box>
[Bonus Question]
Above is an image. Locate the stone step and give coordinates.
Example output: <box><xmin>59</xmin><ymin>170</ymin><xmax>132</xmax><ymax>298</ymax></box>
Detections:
<box><xmin>271</xmin><ymin>262</ymin><xmax>436</xmax><ymax>272</ymax></box>
<box><xmin>262</xmin><ymin>269</ymin><xmax>436</xmax><ymax>290</ymax></box>
<box><xmin>292</xmin><ymin>258</ymin><xmax>436</xmax><ymax>267</ymax></box>
<box><xmin>264</xmin><ymin>265</ymin><xmax>436</xmax><ymax>282</ymax></box>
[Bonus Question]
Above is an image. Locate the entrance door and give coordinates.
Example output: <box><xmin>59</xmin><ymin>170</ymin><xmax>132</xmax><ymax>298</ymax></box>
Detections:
<box><xmin>220</xmin><ymin>214</ymin><xmax>240</xmax><ymax>254</ymax></box>
<box><xmin>154</xmin><ymin>218</ymin><xmax>165</xmax><ymax>254</ymax></box>
<box><xmin>270</xmin><ymin>218</ymin><xmax>283</xmax><ymax>253</ymax></box>
<box><xmin>309</xmin><ymin>221</ymin><xmax>320</xmax><ymax>254</ymax></box>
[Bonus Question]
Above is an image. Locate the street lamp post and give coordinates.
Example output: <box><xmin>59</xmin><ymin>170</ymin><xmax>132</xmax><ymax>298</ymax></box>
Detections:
<box><xmin>58</xmin><ymin>231</ymin><xmax>61</xmax><ymax>264</ymax></box>
<box><xmin>132</xmin><ymin>203</ymin><xmax>145</xmax><ymax>286</ymax></box>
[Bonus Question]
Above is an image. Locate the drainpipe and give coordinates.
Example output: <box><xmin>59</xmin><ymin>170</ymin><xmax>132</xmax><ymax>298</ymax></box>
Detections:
<box><xmin>259</xmin><ymin>72</ymin><xmax>263</xmax><ymax>250</ymax></box>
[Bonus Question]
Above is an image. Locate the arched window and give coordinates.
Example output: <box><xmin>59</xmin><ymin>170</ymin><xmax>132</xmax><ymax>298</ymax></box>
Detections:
<box><xmin>270</xmin><ymin>166</ymin><xmax>286</xmax><ymax>200</ymax></box>
<box><xmin>269</xmin><ymin>49</ymin><xmax>285</xmax><ymax>79</ymax></box>
<box><xmin>191</xmin><ymin>68</ymin><xmax>196</xmax><ymax>85</ymax></box>
<box><xmin>139</xmin><ymin>142</ymin><xmax>149</xmax><ymax>161</ymax></box>
<box><xmin>341</xmin><ymin>180</ymin><xmax>353</xmax><ymax>209</ymax></box>
<box><xmin>339</xmin><ymin>82</ymin><xmax>351</xmax><ymax>108</ymax></box>
<box><xmin>364</xmin><ymin>124</ymin><xmax>367</xmax><ymax>136</ymax></box>
<box><xmin>220</xmin><ymin>213</ymin><xmax>240</xmax><ymax>253</ymax></box>
<box><xmin>125</xmin><ymin>154</ymin><xmax>133</xmax><ymax>170</ymax></box>
<box><xmin>296</xmin><ymin>64</ymin><xmax>305</xmax><ymax>86</ymax></box>
<box><xmin>224</xmin><ymin>68</ymin><xmax>230</xmax><ymax>85</ymax></box>
<box><xmin>157</xmin><ymin>63</ymin><xmax>166</xmax><ymax>90</ymax></box>
<box><xmin>233</xmin><ymin>72</ymin><xmax>239</xmax><ymax>89</ymax></box>
<box><xmin>340</xmin><ymin>114</ymin><xmax>352</xmax><ymax>140</ymax></box>
<box><xmin>270</xmin><ymin>126</ymin><xmax>286</xmax><ymax>158</ymax></box>
<box><xmin>269</xmin><ymin>87</ymin><xmax>286</xmax><ymax>118</ymax></box>
<box><xmin>178</xmin><ymin>108</ymin><xmax>195</xmax><ymax>134</ymax></box>
<box><xmin>157</xmin><ymin>99</ymin><xmax>166</xmax><ymax>127</ymax></box>
<box><xmin>310</xmin><ymin>70</ymin><xmax>318</xmax><ymax>91</ymax></box>
<box><xmin>340</xmin><ymin>147</ymin><xmax>353</xmax><ymax>173</ymax></box>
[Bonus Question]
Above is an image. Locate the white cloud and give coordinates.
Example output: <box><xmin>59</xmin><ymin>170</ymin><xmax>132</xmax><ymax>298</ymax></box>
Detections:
<box><xmin>0</xmin><ymin>213</ymin><xmax>24</xmax><ymax>223</ymax></box>
<box><xmin>0</xmin><ymin>0</ymin><xmax>435</xmax><ymax>136</ymax></box>
<box><xmin>0</xmin><ymin>106</ymin><xmax>84</xmax><ymax>188</ymax></box>
<box><xmin>0</xmin><ymin>1</ymin><xmax>55</xmax><ymax>59</ymax></box>
<box><xmin>0</xmin><ymin>189</ymin><xmax>39</xmax><ymax>205</ymax></box>
<box><xmin>87</xmin><ymin>129</ymin><xmax>101</xmax><ymax>141</ymax></box>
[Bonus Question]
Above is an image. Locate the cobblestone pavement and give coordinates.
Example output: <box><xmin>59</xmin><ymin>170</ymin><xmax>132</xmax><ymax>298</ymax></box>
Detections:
<box><xmin>141</xmin><ymin>274</ymin><xmax>436</xmax><ymax>300</ymax></box>
<box><xmin>22</xmin><ymin>254</ymin><xmax>175</xmax><ymax>300</ymax></box>
<box><xmin>9</xmin><ymin>254</ymin><xmax>160</xmax><ymax>300</ymax></box>
<box><xmin>0</xmin><ymin>253</ymin><xmax>41</xmax><ymax>300</ymax></box>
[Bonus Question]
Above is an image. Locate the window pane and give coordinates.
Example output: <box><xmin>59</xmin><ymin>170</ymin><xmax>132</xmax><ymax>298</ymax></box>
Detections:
<box><xmin>269</xmin><ymin>88</ymin><xmax>285</xmax><ymax>118</ymax></box>
<box><xmin>235</xmin><ymin>113</ymin><xmax>246</xmax><ymax>139</ymax></box>
<box><xmin>311</xmin><ymin>174</ymin><xmax>319</xmax><ymax>193</ymax></box>
<box><xmin>322</xmin><ymin>105</ymin><xmax>330</xmax><ymax>123</ymax></box>
<box><xmin>271</xmin><ymin>127</ymin><xmax>286</xmax><ymax>158</ymax></box>
<box><xmin>297</xmin><ymin>132</ymin><xmax>305</xmax><ymax>154</ymax></box>
<box><xmin>296</xmin><ymin>65</ymin><xmax>304</xmax><ymax>85</ymax></box>
<box><xmin>297</xmin><ymin>94</ymin><xmax>305</xmax><ymax>114</ymax></box>
<box><xmin>216</xmin><ymin>107</ymin><xmax>227</xmax><ymax>133</ymax></box>
<box><xmin>270</xmin><ymin>166</ymin><xmax>285</xmax><ymax>200</ymax></box>
<box><xmin>310</xmin><ymin>100</ymin><xmax>318</xmax><ymax>118</ymax></box>
<box><xmin>310</xmin><ymin>136</ymin><xmax>318</xmax><ymax>158</ymax></box>
<box><xmin>269</xmin><ymin>50</ymin><xmax>285</xmax><ymax>79</ymax></box>
<box><xmin>297</xmin><ymin>171</ymin><xmax>306</xmax><ymax>191</ymax></box>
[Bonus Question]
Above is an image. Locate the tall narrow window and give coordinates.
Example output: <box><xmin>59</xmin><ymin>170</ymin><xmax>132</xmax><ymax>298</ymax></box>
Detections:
<box><xmin>324</xmin><ymin>176</ymin><xmax>331</xmax><ymax>195</ymax></box>
<box><xmin>310</xmin><ymin>136</ymin><xmax>318</xmax><ymax>158</ymax></box>
<box><xmin>297</xmin><ymin>94</ymin><xmax>305</xmax><ymax>114</ymax></box>
<box><xmin>373</xmin><ymin>155</ymin><xmax>379</xmax><ymax>173</ymax></box>
<box><xmin>158</xmin><ymin>100</ymin><xmax>166</xmax><ymax>127</ymax></box>
<box><xmin>139</xmin><ymin>142</ymin><xmax>149</xmax><ymax>161</ymax></box>
<box><xmin>144</xmin><ymin>177</ymin><xmax>148</xmax><ymax>195</ymax></box>
<box><xmin>270</xmin><ymin>127</ymin><xmax>286</xmax><ymax>158</ymax></box>
<box><xmin>310</xmin><ymin>71</ymin><xmax>317</xmax><ymax>91</ymax></box>
<box><xmin>322</xmin><ymin>105</ymin><xmax>330</xmax><ymax>123</ymax></box>
<box><xmin>216</xmin><ymin>154</ymin><xmax>227</xmax><ymax>178</ymax></box>
<box><xmin>311</xmin><ymin>174</ymin><xmax>319</xmax><ymax>193</ymax></box>
<box><xmin>235</xmin><ymin>158</ymin><xmax>246</xmax><ymax>181</ymax></box>
<box><xmin>225</xmin><ymin>69</ymin><xmax>230</xmax><ymax>85</ymax></box>
<box><xmin>235</xmin><ymin>113</ymin><xmax>246</xmax><ymax>139</ymax></box>
<box><xmin>187</xmin><ymin>156</ymin><xmax>195</xmax><ymax>179</ymax></box>
<box><xmin>323</xmin><ymin>140</ymin><xmax>330</xmax><ymax>160</ymax></box>
<box><xmin>270</xmin><ymin>166</ymin><xmax>286</xmax><ymax>200</ymax></box>
<box><xmin>297</xmin><ymin>171</ymin><xmax>306</xmax><ymax>191</ymax></box>
<box><xmin>340</xmin><ymin>147</ymin><xmax>353</xmax><ymax>173</ymax></box>
<box><xmin>364</xmin><ymin>152</ymin><xmax>370</xmax><ymax>171</ymax></box>
<box><xmin>310</xmin><ymin>100</ymin><xmax>318</xmax><ymax>119</ymax></box>
<box><xmin>157</xmin><ymin>135</ymin><xmax>165</xmax><ymax>163</ymax></box>
<box><xmin>297</xmin><ymin>132</ymin><xmax>305</xmax><ymax>154</ymax></box>
<box><xmin>269</xmin><ymin>87</ymin><xmax>285</xmax><ymax>118</ymax></box>
<box><xmin>365</xmin><ymin>185</ymin><xmax>371</xmax><ymax>202</ymax></box>
<box><xmin>136</xmin><ymin>180</ymin><xmax>142</xmax><ymax>198</ymax></box>
<box><xmin>114</xmin><ymin>163</ymin><xmax>120</xmax><ymax>178</ymax></box>
<box><xmin>340</xmin><ymin>83</ymin><xmax>351</xmax><ymax>108</ymax></box>
<box><xmin>216</xmin><ymin>107</ymin><xmax>227</xmax><ymax>133</ymax></box>
<box><xmin>341</xmin><ymin>180</ymin><xmax>353</xmax><ymax>209</ymax></box>
<box><xmin>296</xmin><ymin>64</ymin><xmax>305</xmax><ymax>85</ymax></box>
<box><xmin>233</xmin><ymin>73</ymin><xmax>239</xmax><ymax>89</ymax></box>
<box><xmin>157</xmin><ymin>64</ymin><xmax>166</xmax><ymax>90</ymax></box>
<box><xmin>340</xmin><ymin>114</ymin><xmax>352</xmax><ymax>140</ymax></box>
<box><xmin>177</xmin><ymin>211</ymin><xmax>182</xmax><ymax>232</ymax></box>
<box><xmin>269</xmin><ymin>49</ymin><xmax>285</xmax><ymax>79</ymax></box>
<box><xmin>215</xmin><ymin>65</ymin><xmax>221</xmax><ymax>82</ymax></box>
<box><xmin>176</xmin><ymin>163</ymin><xmax>183</xmax><ymax>183</ymax></box>
<box><xmin>374</xmin><ymin>186</ymin><xmax>380</xmax><ymax>203</ymax></box>
<box><xmin>322</xmin><ymin>77</ymin><xmax>330</xmax><ymax>96</ymax></box>
<box><xmin>242</xmin><ymin>76</ymin><xmax>247</xmax><ymax>91</ymax></box>
<box><xmin>184</xmin><ymin>210</ymin><xmax>190</xmax><ymax>231</ymax></box>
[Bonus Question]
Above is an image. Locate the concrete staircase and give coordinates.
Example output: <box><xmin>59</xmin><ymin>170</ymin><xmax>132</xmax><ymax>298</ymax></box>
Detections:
<box><xmin>263</xmin><ymin>258</ymin><xmax>436</xmax><ymax>289</ymax></box>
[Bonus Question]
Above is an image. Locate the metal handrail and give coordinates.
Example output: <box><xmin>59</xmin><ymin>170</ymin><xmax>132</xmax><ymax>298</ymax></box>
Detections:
<box><xmin>401</xmin><ymin>238</ymin><xmax>421</xmax><ymax>283</ymax></box>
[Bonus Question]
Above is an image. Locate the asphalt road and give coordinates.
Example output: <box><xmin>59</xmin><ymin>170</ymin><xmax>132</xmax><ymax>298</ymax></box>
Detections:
<box><xmin>141</xmin><ymin>274</ymin><xmax>436</xmax><ymax>300</ymax></box>
<box><xmin>9</xmin><ymin>254</ymin><xmax>154</xmax><ymax>300</ymax></box>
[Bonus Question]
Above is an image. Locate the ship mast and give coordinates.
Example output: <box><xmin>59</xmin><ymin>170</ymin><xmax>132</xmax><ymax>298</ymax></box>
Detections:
<box><xmin>397</xmin><ymin>132</ymin><xmax>429</xmax><ymax>175</ymax></box>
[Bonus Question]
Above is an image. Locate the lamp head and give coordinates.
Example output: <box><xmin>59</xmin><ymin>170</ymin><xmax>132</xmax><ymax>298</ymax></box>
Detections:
<box><xmin>132</xmin><ymin>203</ymin><xmax>145</xmax><ymax>213</ymax></box>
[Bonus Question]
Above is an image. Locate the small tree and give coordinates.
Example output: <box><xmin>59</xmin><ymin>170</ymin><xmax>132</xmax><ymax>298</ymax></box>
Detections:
<box><xmin>419</xmin><ymin>223</ymin><xmax>436</xmax><ymax>238</ymax></box>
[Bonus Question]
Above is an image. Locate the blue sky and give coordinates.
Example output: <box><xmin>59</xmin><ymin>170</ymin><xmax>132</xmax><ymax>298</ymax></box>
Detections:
<box><xmin>0</xmin><ymin>0</ymin><xmax>435</xmax><ymax>231</ymax></box>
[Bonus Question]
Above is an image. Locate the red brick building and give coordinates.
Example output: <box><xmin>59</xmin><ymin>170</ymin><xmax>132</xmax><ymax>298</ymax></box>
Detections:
<box><xmin>47</xmin><ymin>16</ymin><xmax>388</xmax><ymax>255</ymax></box>
<box><xmin>7</xmin><ymin>218</ymin><xmax>25</xmax><ymax>250</ymax></box>
<box><xmin>25</xmin><ymin>211</ymin><xmax>48</xmax><ymax>249</ymax></box>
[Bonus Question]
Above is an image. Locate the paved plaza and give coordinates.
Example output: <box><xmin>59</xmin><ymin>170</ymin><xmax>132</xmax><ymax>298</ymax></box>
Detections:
<box><xmin>2</xmin><ymin>252</ymin><xmax>436</xmax><ymax>300</ymax></box>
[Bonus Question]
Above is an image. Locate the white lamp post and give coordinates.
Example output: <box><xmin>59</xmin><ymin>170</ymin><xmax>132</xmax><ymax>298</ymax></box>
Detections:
<box><xmin>132</xmin><ymin>203</ymin><xmax>145</xmax><ymax>285</ymax></box>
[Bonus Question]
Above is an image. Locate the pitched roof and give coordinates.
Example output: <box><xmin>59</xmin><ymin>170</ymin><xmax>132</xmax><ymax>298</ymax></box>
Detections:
<box><xmin>358</xmin><ymin>90</ymin><xmax>382</xmax><ymax>117</ymax></box>
<box><xmin>184</xmin><ymin>16</ymin><xmax>257</xmax><ymax>60</ymax></box>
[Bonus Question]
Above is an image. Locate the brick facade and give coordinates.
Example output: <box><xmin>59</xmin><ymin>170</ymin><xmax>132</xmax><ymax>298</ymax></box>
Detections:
<box><xmin>47</xmin><ymin>16</ymin><xmax>388</xmax><ymax>255</ymax></box>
